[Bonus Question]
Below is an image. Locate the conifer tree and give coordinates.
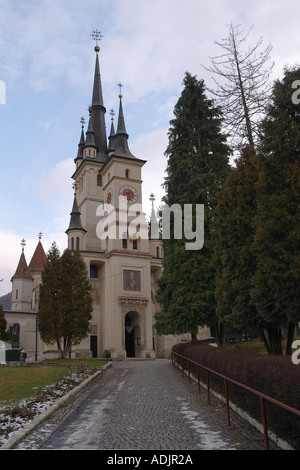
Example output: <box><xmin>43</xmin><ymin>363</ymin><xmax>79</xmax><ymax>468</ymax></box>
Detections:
<box><xmin>155</xmin><ymin>72</ymin><xmax>230</xmax><ymax>342</ymax></box>
<box><xmin>214</xmin><ymin>146</ymin><xmax>260</xmax><ymax>336</ymax></box>
<box><xmin>38</xmin><ymin>243</ymin><xmax>93</xmax><ymax>358</ymax></box>
<box><xmin>251</xmin><ymin>66</ymin><xmax>300</xmax><ymax>355</ymax></box>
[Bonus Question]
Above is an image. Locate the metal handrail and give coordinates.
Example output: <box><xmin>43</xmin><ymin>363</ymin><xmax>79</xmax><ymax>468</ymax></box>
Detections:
<box><xmin>171</xmin><ymin>350</ymin><xmax>300</xmax><ymax>450</ymax></box>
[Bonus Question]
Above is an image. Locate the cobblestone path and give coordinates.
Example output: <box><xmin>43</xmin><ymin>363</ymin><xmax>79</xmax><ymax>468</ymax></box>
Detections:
<box><xmin>16</xmin><ymin>359</ymin><xmax>280</xmax><ymax>451</ymax></box>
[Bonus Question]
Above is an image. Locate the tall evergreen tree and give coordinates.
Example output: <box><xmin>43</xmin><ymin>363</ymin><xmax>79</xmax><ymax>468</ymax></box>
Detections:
<box><xmin>155</xmin><ymin>72</ymin><xmax>230</xmax><ymax>341</ymax></box>
<box><xmin>214</xmin><ymin>146</ymin><xmax>260</xmax><ymax>336</ymax></box>
<box><xmin>38</xmin><ymin>244</ymin><xmax>93</xmax><ymax>358</ymax></box>
<box><xmin>251</xmin><ymin>66</ymin><xmax>300</xmax><ymax>355</ymax></box>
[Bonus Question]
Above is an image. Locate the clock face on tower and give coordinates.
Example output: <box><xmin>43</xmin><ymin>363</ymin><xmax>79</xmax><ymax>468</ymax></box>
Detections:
<box><xmin>105</xmin><ymin>188</ymin><xmax>113</xmax><ymax>204</ymax></box>
<box><xmin>119</xmin><ymin>185</ymin><xmax>138</xmax><ymax>204</ymax></box>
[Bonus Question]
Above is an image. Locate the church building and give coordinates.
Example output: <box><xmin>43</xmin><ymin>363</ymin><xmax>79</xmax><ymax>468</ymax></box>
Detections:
<box><xmin>2</xmin><ymin>36</ymin><xmax>197</xmax><ymax>361</ymax></box>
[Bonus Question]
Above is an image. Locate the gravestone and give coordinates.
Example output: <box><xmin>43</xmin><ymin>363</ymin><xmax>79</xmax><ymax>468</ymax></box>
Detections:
<box><xmin>6</xmin><ymin>323</ymin><xmax>21</xmax><ymax>361</ymax></box>
<box><xmin>0</xmin><ymin>340</ymin><xmax>6</xmax><ymax>365</ymax></box>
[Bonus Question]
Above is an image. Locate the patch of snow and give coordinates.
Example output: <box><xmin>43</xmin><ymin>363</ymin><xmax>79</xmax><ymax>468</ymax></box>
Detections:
<box><xmin>0</xmin><ymin>368</ymin><xmax>97</xmax><ymax>446</ymax></box>
<box><xmin>176</xmin><ymin>397</ymin><xmax>236</xmax><ymax>450</ymax></box>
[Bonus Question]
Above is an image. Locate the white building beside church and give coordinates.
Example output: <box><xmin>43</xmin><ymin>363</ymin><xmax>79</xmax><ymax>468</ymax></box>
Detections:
<box><xmin>2</xmin><ymin>41</ymin><xmax>202</xmax><ymax>361</ymax></box>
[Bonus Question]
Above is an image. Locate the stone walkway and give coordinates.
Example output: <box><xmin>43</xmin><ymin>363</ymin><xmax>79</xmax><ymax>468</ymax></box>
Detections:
<box><xmin>15</xmin><ymin>359</ymin><xmax>281</xmax><ymax>451</ymax></box>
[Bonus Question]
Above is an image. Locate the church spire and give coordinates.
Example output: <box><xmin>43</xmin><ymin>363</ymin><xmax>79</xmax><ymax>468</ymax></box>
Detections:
<box><xmin>114</xmin><ymin>84</ymin><xmax>137</xmax><ymax>159</ymax></box>
<box><xmin>83</xmin><ymin>107</ymin><xmax>97</xmax><ymax>157</ymax></box>
<box><xmin>11</xmin><ymin>239</ymin><xmax>33</xmax><ymax>281</ymax></box>
<box><xmin>90</xmin><ymin>30</ymin><xmax>107</xmax><ymax>162</ymax></box>
<box><xmin>108</xmin><ymin>109</ymin><xmax>116</xmax><ymax>156</ymax></box>
<box><xmin>66</xmin><ymin>187</ymin><xmax>86</xmax><ymax>234</ymax></box>
<box><xmin>75</xmin><ymin>117</ymin><xmax>85</xmax><ymax>163</ymax></box>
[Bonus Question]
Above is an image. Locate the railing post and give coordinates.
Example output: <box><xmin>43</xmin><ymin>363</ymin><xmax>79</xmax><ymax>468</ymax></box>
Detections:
<box><xmin>206</xmin><ymin>369</ymin><xmax>210</xmax><ymax>405</ymax></box>
<box><xmin>197</xmin><ymin>365</ymin><xmax>200</xmax><ymax>393</ymax></box>
<box><xmin>188</xmin><ymin>360</ymin><xmax>191</xmax><ymax>383</ymax></box>
<box><xmin>260</xmin><ymin>396</ymin><xmax>269</xmax><ymax>450</ymax></box>
<box><xmin>224</xmin><ymin>379</ymin><xmax>230</xmax><ymax>426</ymax></box>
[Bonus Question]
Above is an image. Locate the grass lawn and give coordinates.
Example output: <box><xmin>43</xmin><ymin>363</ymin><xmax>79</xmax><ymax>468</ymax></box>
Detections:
<box><xmin>0</xmin><ymin>359</ymin><xmax>108</xmax><ymax>405</ymax></box>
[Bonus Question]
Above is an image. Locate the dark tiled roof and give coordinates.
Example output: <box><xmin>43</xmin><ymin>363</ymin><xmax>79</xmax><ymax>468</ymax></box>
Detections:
<box><xmin>29</xmin><ymin>241</ymin><xmax>47</xmax><ymax>272</ymax></box>
<box><xmin>11</xmin><ymin>252</ymin><xmax>33</xmax><ymax>280</ymax></box>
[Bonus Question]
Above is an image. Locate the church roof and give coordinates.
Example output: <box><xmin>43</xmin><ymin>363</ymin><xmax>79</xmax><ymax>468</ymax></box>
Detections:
<box><xmin>11</xmin><ymin>252</ymin><xmax>33</xmax><ymax>281</ymax></box>
<box><xmin>73</xmin><ymin>39</ymin><xmax>146</xmax><ymax>176</ymax></box>
<box><xmin>66</xmin><ymin>194</ymin><xmax>87</xmax><ymax>233</ymax></box>
<box><xmin>29</xmin><ymin>240</ymin><xmax>47</xmax><ymax>272</ymax></box>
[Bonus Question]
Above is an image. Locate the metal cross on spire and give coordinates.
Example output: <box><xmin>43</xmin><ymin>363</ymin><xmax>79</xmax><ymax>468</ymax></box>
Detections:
<box><xmin>117</xmin><ymin>82</ymin><xmax>123</xmax><ymax>98</ymax></box>
<box><xmin>91</xmin><ymin>29</ymin><xmax>103</xmax><ymax>53</ymax></box>
<box><xmin>110</xmin><ymin>109</ymin><xmax>115</xmax><ymax>121</ymax></box>
<box><xmin>21</xmin><ymin>238</ymin><xmax>26</xmax><ymax>252</ymax></box>
<box><xmin>150</xmin><ymin>193</ymin><xmax>155</xmax><ymax>207</ymax></box>
<box><xmin>80</xmin><ymin>116</ymin><xmax>85</xmax><ymax>128</ymax></box>
<box><xmin>91</xmin><ymin>29</ymin><xmax>103</xmax><ymax>44</ymax></box>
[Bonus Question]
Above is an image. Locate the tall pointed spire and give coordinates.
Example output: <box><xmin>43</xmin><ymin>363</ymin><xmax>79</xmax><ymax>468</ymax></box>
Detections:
<box><xmin>11</xmin><ymin>240</ymin><xmax>33</xmax><ymax>281</ymax></box>
<box><xmin>75</xmin><ymin>117</ymin><xmax>86</xmax><ymax>163</ymax></box>
<box><xmin>84</xmin><ymin>107</ymin><xmax>97</xmax><ymax>155</ymax></box>
<box><xmin>114</xmin><ymin>84</ymin><xmax>137</xmax><ymax>159</ymax></box>
<box><xmin>29</xmin><ymin>233</ymin><xmax>47</xmax><ymax>273</ymax></box>
<box><xmin>66</xmin><ymin>189</ymin><xmax>86</xmax><ymax>234</ymax></box>
<box><xmin>90</xmin><ymin>30</ymin><xmax>107</xmax><ymax>162</ymax></box>
<box><xmin>108</xmin><ymin>109</ymin><xmax>116</xmax><ymax>155</ymax></box>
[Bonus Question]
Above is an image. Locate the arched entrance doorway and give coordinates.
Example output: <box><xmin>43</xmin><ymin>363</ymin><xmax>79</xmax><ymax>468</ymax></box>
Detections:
<box><xmin>125</xmin><ymin>311</ymin><xmax>141</xmax><ymax>358</ymax></box>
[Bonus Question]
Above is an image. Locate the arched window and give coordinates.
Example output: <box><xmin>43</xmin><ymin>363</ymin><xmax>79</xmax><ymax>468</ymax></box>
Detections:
<box><xmin>125</xmin><ymin>169</ymin><xmax>130</xmax><ymax>179</ymax></box>
<box><xmin>76</xmin><ymin>237</ymin><xmax>80</xmax><ymax>250</ymax></box>
<box><xmin>97</xmin><ymin>172</ymin><xmax>102</xmax><ymax>186</ymax></box>
<box><xmin>71</xmin><ymin>237</ymin><xmax>74</xmax><ymax>251</ymax></box>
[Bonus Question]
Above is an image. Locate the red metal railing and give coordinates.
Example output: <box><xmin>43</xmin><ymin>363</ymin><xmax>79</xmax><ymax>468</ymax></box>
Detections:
<box><xmin>171</xmin><ymin>350</ymin><xmax>300</xmax><ymax>450</ymax></box>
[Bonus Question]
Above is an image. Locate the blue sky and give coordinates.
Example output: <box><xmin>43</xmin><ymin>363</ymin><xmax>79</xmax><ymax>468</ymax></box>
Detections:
<box><xmin>0</xmin><ymin>0</ymin><xmax>299</xmax><ymax>295</ymax></box>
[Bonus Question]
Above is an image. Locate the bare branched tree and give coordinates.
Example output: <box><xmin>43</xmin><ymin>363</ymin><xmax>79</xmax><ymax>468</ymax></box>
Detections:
<box><xmin>203</xmin><ymin>23</ymin><xmax>274</xmax><ymax>150</ymax></box>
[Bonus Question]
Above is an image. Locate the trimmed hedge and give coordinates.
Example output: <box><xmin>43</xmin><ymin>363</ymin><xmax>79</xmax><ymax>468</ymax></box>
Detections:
<box><xmin>172</xmin><ymin>342</ymin><xmax>300</xmax><ymax>449</ymax></box>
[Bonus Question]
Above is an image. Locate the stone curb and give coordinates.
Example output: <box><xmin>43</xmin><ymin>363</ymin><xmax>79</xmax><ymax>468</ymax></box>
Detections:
<box><xmin>0</xmin><ymin>362</ymin><xmax>112</xmax><ymax>450</ymax></box>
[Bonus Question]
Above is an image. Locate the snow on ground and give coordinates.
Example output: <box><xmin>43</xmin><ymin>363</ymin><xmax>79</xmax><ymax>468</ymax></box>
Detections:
<box><xmin>0</xmin><ymin>367</ymin><xmax>98</xmax><ymax>446</ymax></box>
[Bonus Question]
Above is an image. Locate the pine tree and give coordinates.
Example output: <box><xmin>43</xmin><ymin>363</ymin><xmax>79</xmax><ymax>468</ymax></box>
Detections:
<box><xmin>214</xmin><ymin>146</ymin><xmax>260</xmax><ymax>336</ymax></box>
<box><xmin>251</xmin><ymin>66</ymin><xmax>300</xmax><ymax>355</ymax></box>
<box><xmin>155</xmin><ymin>72</ymin><xmax>230</xmax><ymax>341</ymax></box>
<box><xmin>38</xmin><ymin>244</ymin><xmax>93</xmax><ymax>358</ymax></box>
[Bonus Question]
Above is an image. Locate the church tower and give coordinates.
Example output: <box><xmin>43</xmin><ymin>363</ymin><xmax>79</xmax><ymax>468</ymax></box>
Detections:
<box><xmin>65</xmin><ymin>32</ymin><xmax>161</xmax><ymax>359</ymax></box>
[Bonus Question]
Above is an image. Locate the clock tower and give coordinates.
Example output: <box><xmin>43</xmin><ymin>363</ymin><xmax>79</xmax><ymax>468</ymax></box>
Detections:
<box><xmin>65</xmin><ymin>35</ymin><xmax>163</xmax><ymax>360</ymax></box>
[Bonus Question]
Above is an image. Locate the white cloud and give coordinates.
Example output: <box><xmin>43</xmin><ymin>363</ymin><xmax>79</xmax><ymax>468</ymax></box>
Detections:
<box><xmin>32</xmin><ymin>158</ymin><xmax>74</xmax><ymax>209</ymax></box>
